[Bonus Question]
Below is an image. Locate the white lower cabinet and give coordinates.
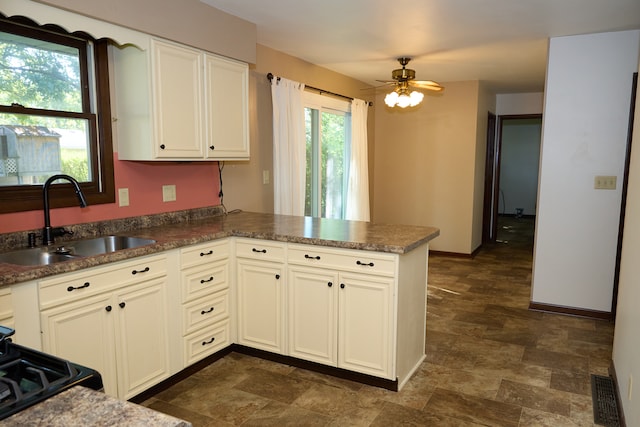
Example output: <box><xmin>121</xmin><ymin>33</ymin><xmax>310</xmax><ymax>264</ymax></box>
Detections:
<box><xmin>39</xmin><ymin>254</ymin><xmax>171</xmax><ymax>399</ymax></box>
<box><xmin>0</xmin><ymin>288</ymin><xmax>14</xmax><ymax>334</ymax></box>
<box><xmin>337</xmin><ymin>272</ymin><xmax>394</xmax><ymax>378</ymax></box>
<box><xmin>288</xmin><ymin>264</ymin><xmax>394</xmax><ymax>379</ymax></box>
<box><xmin>236</xmin><ymin>239</ymin><xmax>286</xmax><ymax>354</ymax></box>
<box><xmin>288</xmin><ymin>267</ymin><xmax>337</xmax><ymax>365</ymax></box>
<box><xmin>179</xmin><ymin>240</ymin><xmax>231</xmax><ymax>367</ymax></box>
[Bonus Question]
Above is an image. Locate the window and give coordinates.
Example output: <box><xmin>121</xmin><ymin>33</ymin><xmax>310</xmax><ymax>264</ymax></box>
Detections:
<box><xmin>0</xmin><ymin>17</ymin><xmax>114</xmax><ymax>213</ymax></box>
<box><xmin>304</xmin><ymin>93</ymin><xmax>351</xmax><ymax>219</ymax></box>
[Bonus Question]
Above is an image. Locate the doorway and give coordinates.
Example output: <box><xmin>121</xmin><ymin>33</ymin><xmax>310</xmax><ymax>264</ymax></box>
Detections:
<box><xmin>483</xmin><ymin>114</ymin><xmax>542</xmax><ymax>245</ymax></box>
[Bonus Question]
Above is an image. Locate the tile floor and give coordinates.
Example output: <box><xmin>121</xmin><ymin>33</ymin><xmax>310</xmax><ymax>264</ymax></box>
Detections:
<box><xmin>143</xmin><ymin>217</ymin><xmax>613</xmax><ymax>426</ymax></box>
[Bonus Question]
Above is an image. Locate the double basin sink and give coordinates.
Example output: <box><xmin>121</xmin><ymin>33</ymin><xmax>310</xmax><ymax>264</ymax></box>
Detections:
<box><xmin>0</xmin><ymin>236</ymin><xmax>156</xmax><ymax>266</ymax></box>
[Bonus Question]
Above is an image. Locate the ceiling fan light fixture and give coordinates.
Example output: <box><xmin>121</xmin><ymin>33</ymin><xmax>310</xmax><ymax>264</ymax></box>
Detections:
<box><xmin>384</xmin><ymin>91</ymin><xmax>399</xmax><ymax>107</ymax></box>
<box><xmin>385</xmin><ymin>89</ymin><xmax>424</xmax><ymax>108</ymax></box>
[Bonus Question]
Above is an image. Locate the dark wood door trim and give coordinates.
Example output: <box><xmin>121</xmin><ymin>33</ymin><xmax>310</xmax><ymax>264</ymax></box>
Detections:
<box><xmin>482</xmin><ymin>113</ymin><xmax>542</xmax><ymax>244</ymax></box>
<box><xmin>612</xmin><ymin>72</ymin><xmax>638</xmax><ymax>320</ymax></box>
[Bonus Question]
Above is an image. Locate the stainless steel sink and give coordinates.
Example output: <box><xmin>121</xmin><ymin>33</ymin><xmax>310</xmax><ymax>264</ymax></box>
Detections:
<box><xmin>0</xmin><ymin>236</ymin><xmax>156</xmax><ymax>266</ymax></box>
<box><xmin>0</xmin><ymin>247</ymin><xmax>82</xmax><ymax>266</ymax></box>
<box><xmin>58</xmin><ymin>235</ymin><xmax>157</xmax><ymax>257</ymax></box>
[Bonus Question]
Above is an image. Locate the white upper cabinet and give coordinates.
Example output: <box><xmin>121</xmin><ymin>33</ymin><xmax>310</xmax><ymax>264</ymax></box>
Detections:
<box><xmin>152</xmin><ymin>40</ymin><xmax>204</xmax><ymax>158</ymax></box>
<box><xmin>113</xmin><ymin>38</ymin><xmax>249</xmax><ymax>161</ymax></box>
<box><xmin>205</xmin><ymin>55</ymin><xmax>249</xmax><ymax>159</ymax></box>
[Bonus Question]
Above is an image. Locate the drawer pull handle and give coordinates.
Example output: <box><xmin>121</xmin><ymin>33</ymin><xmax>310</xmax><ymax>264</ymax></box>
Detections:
<box><xmin>340</xmin><ymin>283</ymin><xmax>345</xmax><ymax>289</ymax></box>
<box><xmin>200</xmin><ymin>276</ymin><xmax>214</xmax><ymax>284</ymax></box>
<box><xmin>252</xmin><ymin>248</ymin><xmax>267</xmax><ymax>253</ymax></box>
<box><xmin>67</xmin><ymin>282</ymin><xmax>90</xmax><ymax>292</ymax></box>
<box><xmin>105</xmin><ymin>305</ymin><xmax>112</xmax><ymax>312</ymax></box>
<box><xmin>119</xmin><ymin>302</ymin><xmax>126</xmax><ymax>309</ymax></box>
<box><xmin>202</xmin><ymin>337</ymin><xmax>215</xmax><ymax>346</ymax></box>
<box><xmin>131</xmin><ymin>266</ymin><xmax>150</xmax><ymax>275</ymax></box>
<box><xmin>328</xmin><ymin>282</ymin><xmax>333</xmax><ymax>287</ymax></box>
<box><xmin>304</xmin><ymin>254</ymin><xmax>321</xmax><ymax>260</ymax></box>
<box><xmin>200</xmin><ymin>250</ymin><xmax>213</xmax><ymax>256</ymax></box>
<box><xmin>201</xmin><ymin>307</ymin><xmax>215</xmax><ymax>315</ymax></box>
<box><xmin>356</xmin><ymin>260</ymin><xmax>375</xmax><ymax>267</ymax></box>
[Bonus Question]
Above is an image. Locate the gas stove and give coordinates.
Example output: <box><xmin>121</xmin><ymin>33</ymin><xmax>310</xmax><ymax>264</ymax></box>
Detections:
<box><xmin>0</xmin><ymin>326</ymin><xmax>103</xmax><ymax>420</ymax></box>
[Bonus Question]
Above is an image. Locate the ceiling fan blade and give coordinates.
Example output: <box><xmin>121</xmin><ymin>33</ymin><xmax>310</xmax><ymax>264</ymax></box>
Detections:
<box><xmin>375</xmin><ymin>80</ymin><xmax>397</xmax><ymax>84</ymax></box>
<box><xmin>361</xmin><ymin>82</ymin><xmax>396</xmax><ymax>91</ymax></box>
<box><xmin>410</xmin><ymin>80</ymin><xmax>444</xmax><ymax>91</ymax></box>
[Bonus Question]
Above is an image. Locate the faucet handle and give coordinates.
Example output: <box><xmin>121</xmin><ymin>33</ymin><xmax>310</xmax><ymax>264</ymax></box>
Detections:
<box><xmin>28</xmin><ymin>233</ymin><xmax>38</xmax><ymax>248</ymax></box>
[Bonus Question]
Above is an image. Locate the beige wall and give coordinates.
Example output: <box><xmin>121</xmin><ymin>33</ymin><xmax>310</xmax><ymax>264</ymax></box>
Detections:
<box><xmin>611</xmin><ymin>60</ymin><xmax>640</xmax><ymax>425</ymax></box>
<box><xmin>33</xmin><ymin>0</ymin><xmax>256</xmax><ymax>63</ymax></box>
<box><xmin>221</xmin><ymin>44</ymin><xmax>376</xmax><ymax>214</ymax></box>
<box><xmin>372</xmin><ymin>80</ymin><xmax>489</xmax><ymax>254</ymax></box>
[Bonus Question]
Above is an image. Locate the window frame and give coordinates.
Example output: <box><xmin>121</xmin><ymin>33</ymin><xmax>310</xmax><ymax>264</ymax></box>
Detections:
<box><xmin>303</xmin><ymin>92</ymin><xmax>352</xmax><ymax>219</ymax></box>
<box><xmin>0</xmin><ymin>16</ymin><xmax>114</xmax><ymax>214</ymax></box>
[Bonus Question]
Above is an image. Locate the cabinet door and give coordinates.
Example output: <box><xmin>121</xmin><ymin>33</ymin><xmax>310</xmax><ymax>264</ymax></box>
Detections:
<box><xmin>205</xmin><ymin>55</ymin><xmax>249</xmax><ymax>159</ymax></box>
<box><xmin>236</xmin><ymin>259</ymin><xmax>285</xmax><ymax>354</ymax></box>
<box><xmin>338</xmin><ymin>272</ymin><xmax>394</xmax><ymax>379</ymax></box>
<box><xmin>288</xmin><ymin>266</ymin><xmax>338</xmax><ymax>366</ymax></box>
<box><xmin>152</xmin><ymin>39</ymin><xmax>204</xmax><ymax>158</ymax></box>
<box><xmin>40</xmin><ymin>294</ymin><xmax>118</xmax><ymax>396</ymax></box>
<box><xmin>114</xmin><ymin>278</ymin><xmax>170</xmax><ymax>399</ymax></box>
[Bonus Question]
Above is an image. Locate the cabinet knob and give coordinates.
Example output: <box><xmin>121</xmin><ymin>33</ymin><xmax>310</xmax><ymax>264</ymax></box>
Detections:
<box><xmin>119</xmin><ymin>302</ymin><xmax>126</xmax><ymax>309</ymax></box>
<box><xmin>275</xmin><ymin>274</ymin><xmax>280</xmax><ymax>280</ymax></box>
<box><xmin>105</xmin><ymin>305</ymin><xmax>112</xmax><ymax>312</ymax></box>
<box><xmin>328</xmin><ymin>282</ymin><xmax>333</xmax><ymax>287</ymax></box>
<box><xmin>209</xmin><ymin>145</ymin><xmax>215</xmax><ymax>150</ymax></box>
<box><xmin>340</xmin><ymin>283</ymin><xmax>345</xmax><ymax>289</ymax></box>
<box><xmin>160</xmin><ymin>144</ymin><xmax>165</xmax><ymax>150</ymax></box>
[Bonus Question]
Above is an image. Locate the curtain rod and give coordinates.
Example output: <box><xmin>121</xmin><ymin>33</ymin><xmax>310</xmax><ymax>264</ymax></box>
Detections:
<box><xmin>267</xmin><ymin>73</ymin><xmax>372</xmax><ymax>106</ymax></box>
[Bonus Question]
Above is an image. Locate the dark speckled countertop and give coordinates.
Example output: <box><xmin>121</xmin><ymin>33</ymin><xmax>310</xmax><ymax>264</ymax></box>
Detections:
<box><xmin>0</xmin><ymin>210</ymin><xmax>439</xmax><ymax>287</ymax></box>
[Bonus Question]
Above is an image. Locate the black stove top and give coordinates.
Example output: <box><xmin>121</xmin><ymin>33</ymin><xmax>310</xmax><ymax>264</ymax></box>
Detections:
<box><xmin>0</xmin><ymin>327</ymin><xmax>102</xmax><ymax>420</ymax></box>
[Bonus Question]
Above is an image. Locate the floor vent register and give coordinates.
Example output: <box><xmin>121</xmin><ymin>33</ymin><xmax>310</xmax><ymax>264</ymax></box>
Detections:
<box><xmin>591</xmin><ymin>374</ymin><xmax>621</xmax><ymax>427</ymax></box>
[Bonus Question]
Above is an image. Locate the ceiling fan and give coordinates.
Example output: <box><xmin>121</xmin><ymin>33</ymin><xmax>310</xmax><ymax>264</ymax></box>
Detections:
<box><xmin>377</xmin><ymin>57</ymin><xmax>443</xmax><ymax>108</ymax></box>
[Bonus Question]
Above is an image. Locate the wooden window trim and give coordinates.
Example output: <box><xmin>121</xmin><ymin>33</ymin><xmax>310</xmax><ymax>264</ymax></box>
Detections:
<box><xmin>0</xmin><ymin>17</ymin><xmax>115</xmax><ymax>214</ymax></box>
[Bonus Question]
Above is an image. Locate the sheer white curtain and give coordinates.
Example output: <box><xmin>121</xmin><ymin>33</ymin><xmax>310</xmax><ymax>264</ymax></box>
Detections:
<box><xmin>271</xmin><ymin>77</ymin><xmax>306</xmax><ymax>215</ymax></box>
<box><xmin>346</xmin><ymin>98</ymin><xmax>370</xmax><ymax>221</ymax></box>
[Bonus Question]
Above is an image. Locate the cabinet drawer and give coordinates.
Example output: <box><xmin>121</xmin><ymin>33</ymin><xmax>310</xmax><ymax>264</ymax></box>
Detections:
<box><xmin>182</xmin><ymin>290</ymin><xmax>229</xmax><ymax>335</ymax></box>
<box><xmin>288</xmin><ymin>244</ymin><xmax>396</xmax><ymax>276</ymax></box>
<box><xmin>39</xmin><ymin>254</ymin><xmax>167</xmax><ymax>310</ymax></box>
<box><xmin>180</xmin><ymin>239</ymin><xmax>229</xmax><ymax>268</ymax></box>
<box><xmin>235</xmin><ymin>239</ymin><xmax>285</xmax><ymax>262</ymax></box>
<box><xmin>181</xmin><ymin>260</ymin><xmax>228</xmax><ymax>302</ymax></box>
<box><xmin>0</xmin><ymin>288</ymin><xmax>12</xmax><ymax>321</ymax></box>
<box><xmin>183</xmin><ymin>319</ymin><xmax>230</xmax><ymax>366</ymax></box>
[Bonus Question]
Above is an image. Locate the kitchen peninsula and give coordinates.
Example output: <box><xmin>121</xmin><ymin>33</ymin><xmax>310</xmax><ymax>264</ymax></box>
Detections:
<box><xmin>0</xmin><ymin>209</ymin><xmax>439</xmax><ymax>395</ymax></box>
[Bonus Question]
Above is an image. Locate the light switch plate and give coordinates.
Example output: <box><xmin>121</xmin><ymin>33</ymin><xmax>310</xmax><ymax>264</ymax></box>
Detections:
<box><xmin>162</xmin><ymin>184</ymin><xmax>176</xmax><ymax>202</ymax></box>
<box><xmin>594</xmin><ymin>176</ymin><xmax>617</xmax><ymax>190</ymax></box>
<box><xmin>118</xmin><ymin>188</ymin><xmax>129</xmax><ymax>207</ymax></box>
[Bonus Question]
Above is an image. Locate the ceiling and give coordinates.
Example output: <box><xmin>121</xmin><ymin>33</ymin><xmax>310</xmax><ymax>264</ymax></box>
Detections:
<box><xmin>200</xmin><ymin>0</ymin><xmax>640</xmax><ymax>93</ymax></box>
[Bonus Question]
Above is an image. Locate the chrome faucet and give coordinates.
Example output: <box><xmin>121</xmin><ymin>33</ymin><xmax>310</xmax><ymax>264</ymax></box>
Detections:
<box><xmin>42</xmin><ymin>174</ymin><xmax>88</xmax><ymax>246</ymax></box>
